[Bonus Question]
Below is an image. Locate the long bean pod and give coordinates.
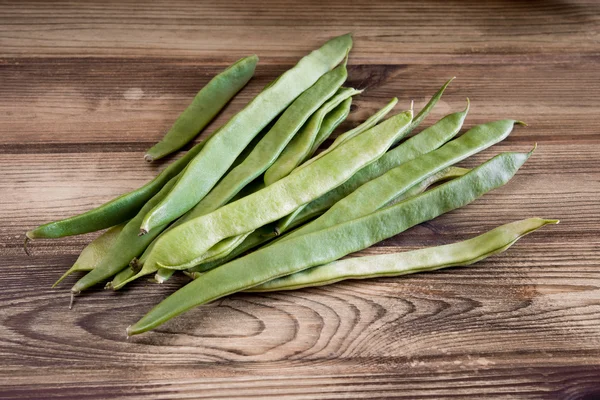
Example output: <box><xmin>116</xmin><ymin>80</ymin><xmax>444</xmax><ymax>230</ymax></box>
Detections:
<box><xmin>248</xmin><ymin>218</ymin><xmax>557</xmax><ymax>291</ymax></box>
<box><xmin>26</xmin><ymin>140</ymin><xmax>207</xmax><ymax>240</ymax></box>
<box><xmin>140</xmin><ymin>34</ymin><xmax>353</xmax><ymax>234</ymax></box>
<box><xmin>128</xmin><ymin>150</ymin><xmax>532</xmax><ymax>335</ymax></box>
<box><xmin>143</xmin><ymin>109</ymin><xmax>413</xmax><ymax>271</ymax></box>
<box><xmin>277</xmin><ymin>98</ymin><xmax>469</xmax><ymax>233</ymax></box>
<box><xmin>144</xmin><ymin>55</ymin><xmax>258</xmax><ymax>162</ymax></box>
<box><xmin>280</xmin><ymin>118</ymin><xmax>519</xmax><ymax>242</ymax></box>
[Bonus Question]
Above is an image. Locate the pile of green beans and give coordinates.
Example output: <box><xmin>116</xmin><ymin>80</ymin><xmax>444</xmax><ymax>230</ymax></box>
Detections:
<box><xmin>25</xmin><ymin>34</ymin><xmax>556</xmax><ymax>337</ymax></box>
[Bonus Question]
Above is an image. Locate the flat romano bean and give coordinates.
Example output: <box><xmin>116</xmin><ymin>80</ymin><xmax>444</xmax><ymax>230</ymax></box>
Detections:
<box><xmin>128</xmin><ymin>150</ymin><xmax>532</xmax><ymax>335</ymax></box>
<box><xmin>277</xmin><ymin>97</ymin><xmax>469</xmax><ymax>233</ymax></box>
<box><xmin>247</xmin><ymin>218</ymin><xmax>558</xmax><ymax>291</ymax></box>
<box><xmin>25</xmin><ymin>139</ymin><xmax>208</xmax><ymax>241</ymax></box>
<box><xmin>298</xmin><ymin>97</ymin><xmax>398</xmax><ymax>170</ymax></box>
<box><xmin>71</xmin><ymin>175</ymin><xmax>179</xmax><ymax>293</ymax></box>
<box><xmin>52</xmin><ymin>222</ymin><xmax>128</xmax><ymax>288</ymax></box>
<box><xmin>144</xmin><ymin>55</ymin><xmax>258</xmax><ymax>162</ymax></box>
<box><xmin>263</xmin><ymin>87</ymin><xmax>362</xmax><ymax>186</ymax></box>
<box><xmin>139</xmin><ymin>34</ymin><xmax>353</xmax><ymax>234</ymax></box>
<box><xmin>280</xmin><ymin>117</ymin><xmax>519</xmax><ymax>243</ymax></box>
<box><xmin>142</xmin><ymin>109</ymin><xmax>413</xmax><ymax>272</ymax></box>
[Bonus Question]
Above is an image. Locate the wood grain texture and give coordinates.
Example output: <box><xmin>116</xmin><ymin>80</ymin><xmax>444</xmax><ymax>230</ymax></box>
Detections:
<box><xmin>1</xmin><ymin>0</ymin><xmax>599</xmax><ymax>398</ymax></box>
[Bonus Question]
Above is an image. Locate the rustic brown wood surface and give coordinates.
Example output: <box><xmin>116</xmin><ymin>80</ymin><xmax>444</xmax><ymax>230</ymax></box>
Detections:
<box><xmin>1</xmin><ymin>0</ymin><xmax>599</xmax><ymax>398</ymax></box>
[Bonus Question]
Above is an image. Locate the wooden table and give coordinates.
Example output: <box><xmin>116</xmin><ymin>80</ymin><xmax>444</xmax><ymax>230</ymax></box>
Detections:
<box><xmin>1</xmin><ymin>1</ymin><xmax>599</xmax><ymax>398</ymax></box>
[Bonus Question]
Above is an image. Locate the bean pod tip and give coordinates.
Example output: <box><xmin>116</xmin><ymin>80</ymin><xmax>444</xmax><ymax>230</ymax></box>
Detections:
<box><xmin>143</xmin><ymin>154</ymin><xmax>154</xmax><ymax>163</ymax></box>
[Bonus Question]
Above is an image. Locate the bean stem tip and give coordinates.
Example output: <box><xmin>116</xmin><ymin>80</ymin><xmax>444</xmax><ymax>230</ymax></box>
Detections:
<box><xmin>23</xmin><ymin>236</ymin><xmax>31</xmax><ymax>256</ymax></box>
<box><xmin>143</xmin><ymin>154</ymin><xmax>154</xmax><ymax>163</ymax></box>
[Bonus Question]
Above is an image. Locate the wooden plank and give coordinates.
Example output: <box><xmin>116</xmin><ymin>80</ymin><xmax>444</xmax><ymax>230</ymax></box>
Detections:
<box><xmin>1</xmin><ymin>61</ymin><xmax>599</xmax><ymax>146</ymax></box>
<box><xmin>1</xmin><ymin>0</ymin><xmax>599</xmax><ymax>398</ymax></box>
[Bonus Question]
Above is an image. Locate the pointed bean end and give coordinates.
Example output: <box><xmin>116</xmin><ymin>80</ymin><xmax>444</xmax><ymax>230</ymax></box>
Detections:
<box><xmin>143</xmin><ymin>154</ymin><xmax>154</xmax><ymax>163</ymax></box>
<box><xmin>516</xmin><ymin>120</ymin><xmax>528</xmax><ymax>127</ymax></box>
<box><xmin>464</xmin><ymin>98</ymin><xmax>471</xmax><ymax>112</ymax></box>
<box><xmin>546</xmin><ymin>219</ymin><xmax>560</xmax><ymax>225</ymax></box>
<box><xmin>528</xmin><ymin>143</ymin><xmax>538</xmax><ymax>156</ymax></box>
<box><xmin>138</xmin><ymin>229</ymin><xmax>148</xmax><ymax>237</ymax></box>
<box><xmin>104</xmin><ymin>282</ymin><xmax>113</xmax><ymax>290</ymax></box>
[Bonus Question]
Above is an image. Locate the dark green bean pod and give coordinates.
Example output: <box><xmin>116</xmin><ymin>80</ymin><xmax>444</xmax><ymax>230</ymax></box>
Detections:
<box><xmin>25</xmin><ymin>140</ymin><xmax>207</xmax><ymax>241</ymax></box>
<box><xmin>127</xmin><ymin>149</ymin><xmax>532</xmax><ymax>335</ymax></box>
<box><xmin>144</xmin><ymin>55</ymin><xmax>258</xmax><ymax>162</ymax></box>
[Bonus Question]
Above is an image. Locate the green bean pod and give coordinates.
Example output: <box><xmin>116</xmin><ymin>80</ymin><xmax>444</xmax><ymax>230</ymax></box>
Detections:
<box><xmin>144</xmin><ymin>55</ymin><xmax>259</xmax><ymax>162</ymax></box>
<box><xmin>263</xmin><ymin>88</ymin><xmax>362</xmax><ymax>186</ymax></box>
<box><xmin>248</xmin><ymin>218</ymin><xmax>558</xmax><ymax>292</ymax></box>
<box><xmin>128</xmin><ymin>150</ymin><xmax>532</xmax><ymax>335</ymax></box>
<box><xmin>143</xmin><ymin>109</ymin><xmax>413</xmax><ymax>272</ymax></box>
<box><xmin>71</xmin><ymin>175</ymin><xmax>179</xmax><ymax>293</ymax></box>
<box><xmin>280</xmin><ymin>117</ymin><xmax>519</xmax><ymax>242</ymax></box>
<box><xmin>26</xmin><ymin>140</ymin><xmax>207</xmax><ymax>240</ymax></box>
<box><xmin>140</xmin><ymin>34</ymin><xmax>353</xmax><ymax>234</ymax></box>
<box><xmin>277</xmin><ymin>97</ymin><xmax>469</xmax><ymax>233</ymax></box>
<box><xmin>52</xmin><ymin>222</ymin><xmax>128</xmax><ymax>287</ymax></box>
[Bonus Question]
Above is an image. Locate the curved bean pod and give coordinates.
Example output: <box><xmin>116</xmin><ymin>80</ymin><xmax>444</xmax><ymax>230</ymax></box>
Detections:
<box><xmin>143</xmin><ymin>109</ymin><xmax>413</xmax><ymax>271</ymax></box>
<box><xmin>52</xmin><ymin>222</ymin><xmax>128</xmax><ymax>287</ymax></box>
<box><xmin>128</xmin><ymin>150</ymin><xmax>532</xmax><ymax>335</ymax></box>
<box><xmin>263</xmin><ymin>88</ymin><xmax>361</xmax><ymax>186</ymax></box>
<box><xmin>280</xmin><ymin>117</ymin><xmax>519</xmax><ymax>243</ymax></box>
<box><xmin>71</xmin><ymin>175</ymin><xmax>179</xmax><ymax>293</ymax></box>
<box><xmin>140</xmin><ymin>34</ymin><xmax>353</xmax><ymax>234</ymax></box>
<box><xmin>26</xmin><ymin>139</ymin><xmax>207</xmax><ymax>240</ymax></box>
<box><xmin>278</xmin><ymin>97</ymin><xmax>469</xmax><ymax>233</ymax></box>
<box><xmin>248</xmin><ymin>218</ymin><xmax>558</xmax><ymax>291</ymax></box>
<box><xmin>144</xmin><ymin>55</ymin><xmax>258</xmax><ymax>162</ymax></box>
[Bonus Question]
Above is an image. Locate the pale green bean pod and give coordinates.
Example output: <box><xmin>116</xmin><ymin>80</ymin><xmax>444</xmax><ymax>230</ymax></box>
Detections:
<box><xmin>248</xmin><ymin>218</ymin><xmax>558</xmax><ymax>291</ymax></box>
